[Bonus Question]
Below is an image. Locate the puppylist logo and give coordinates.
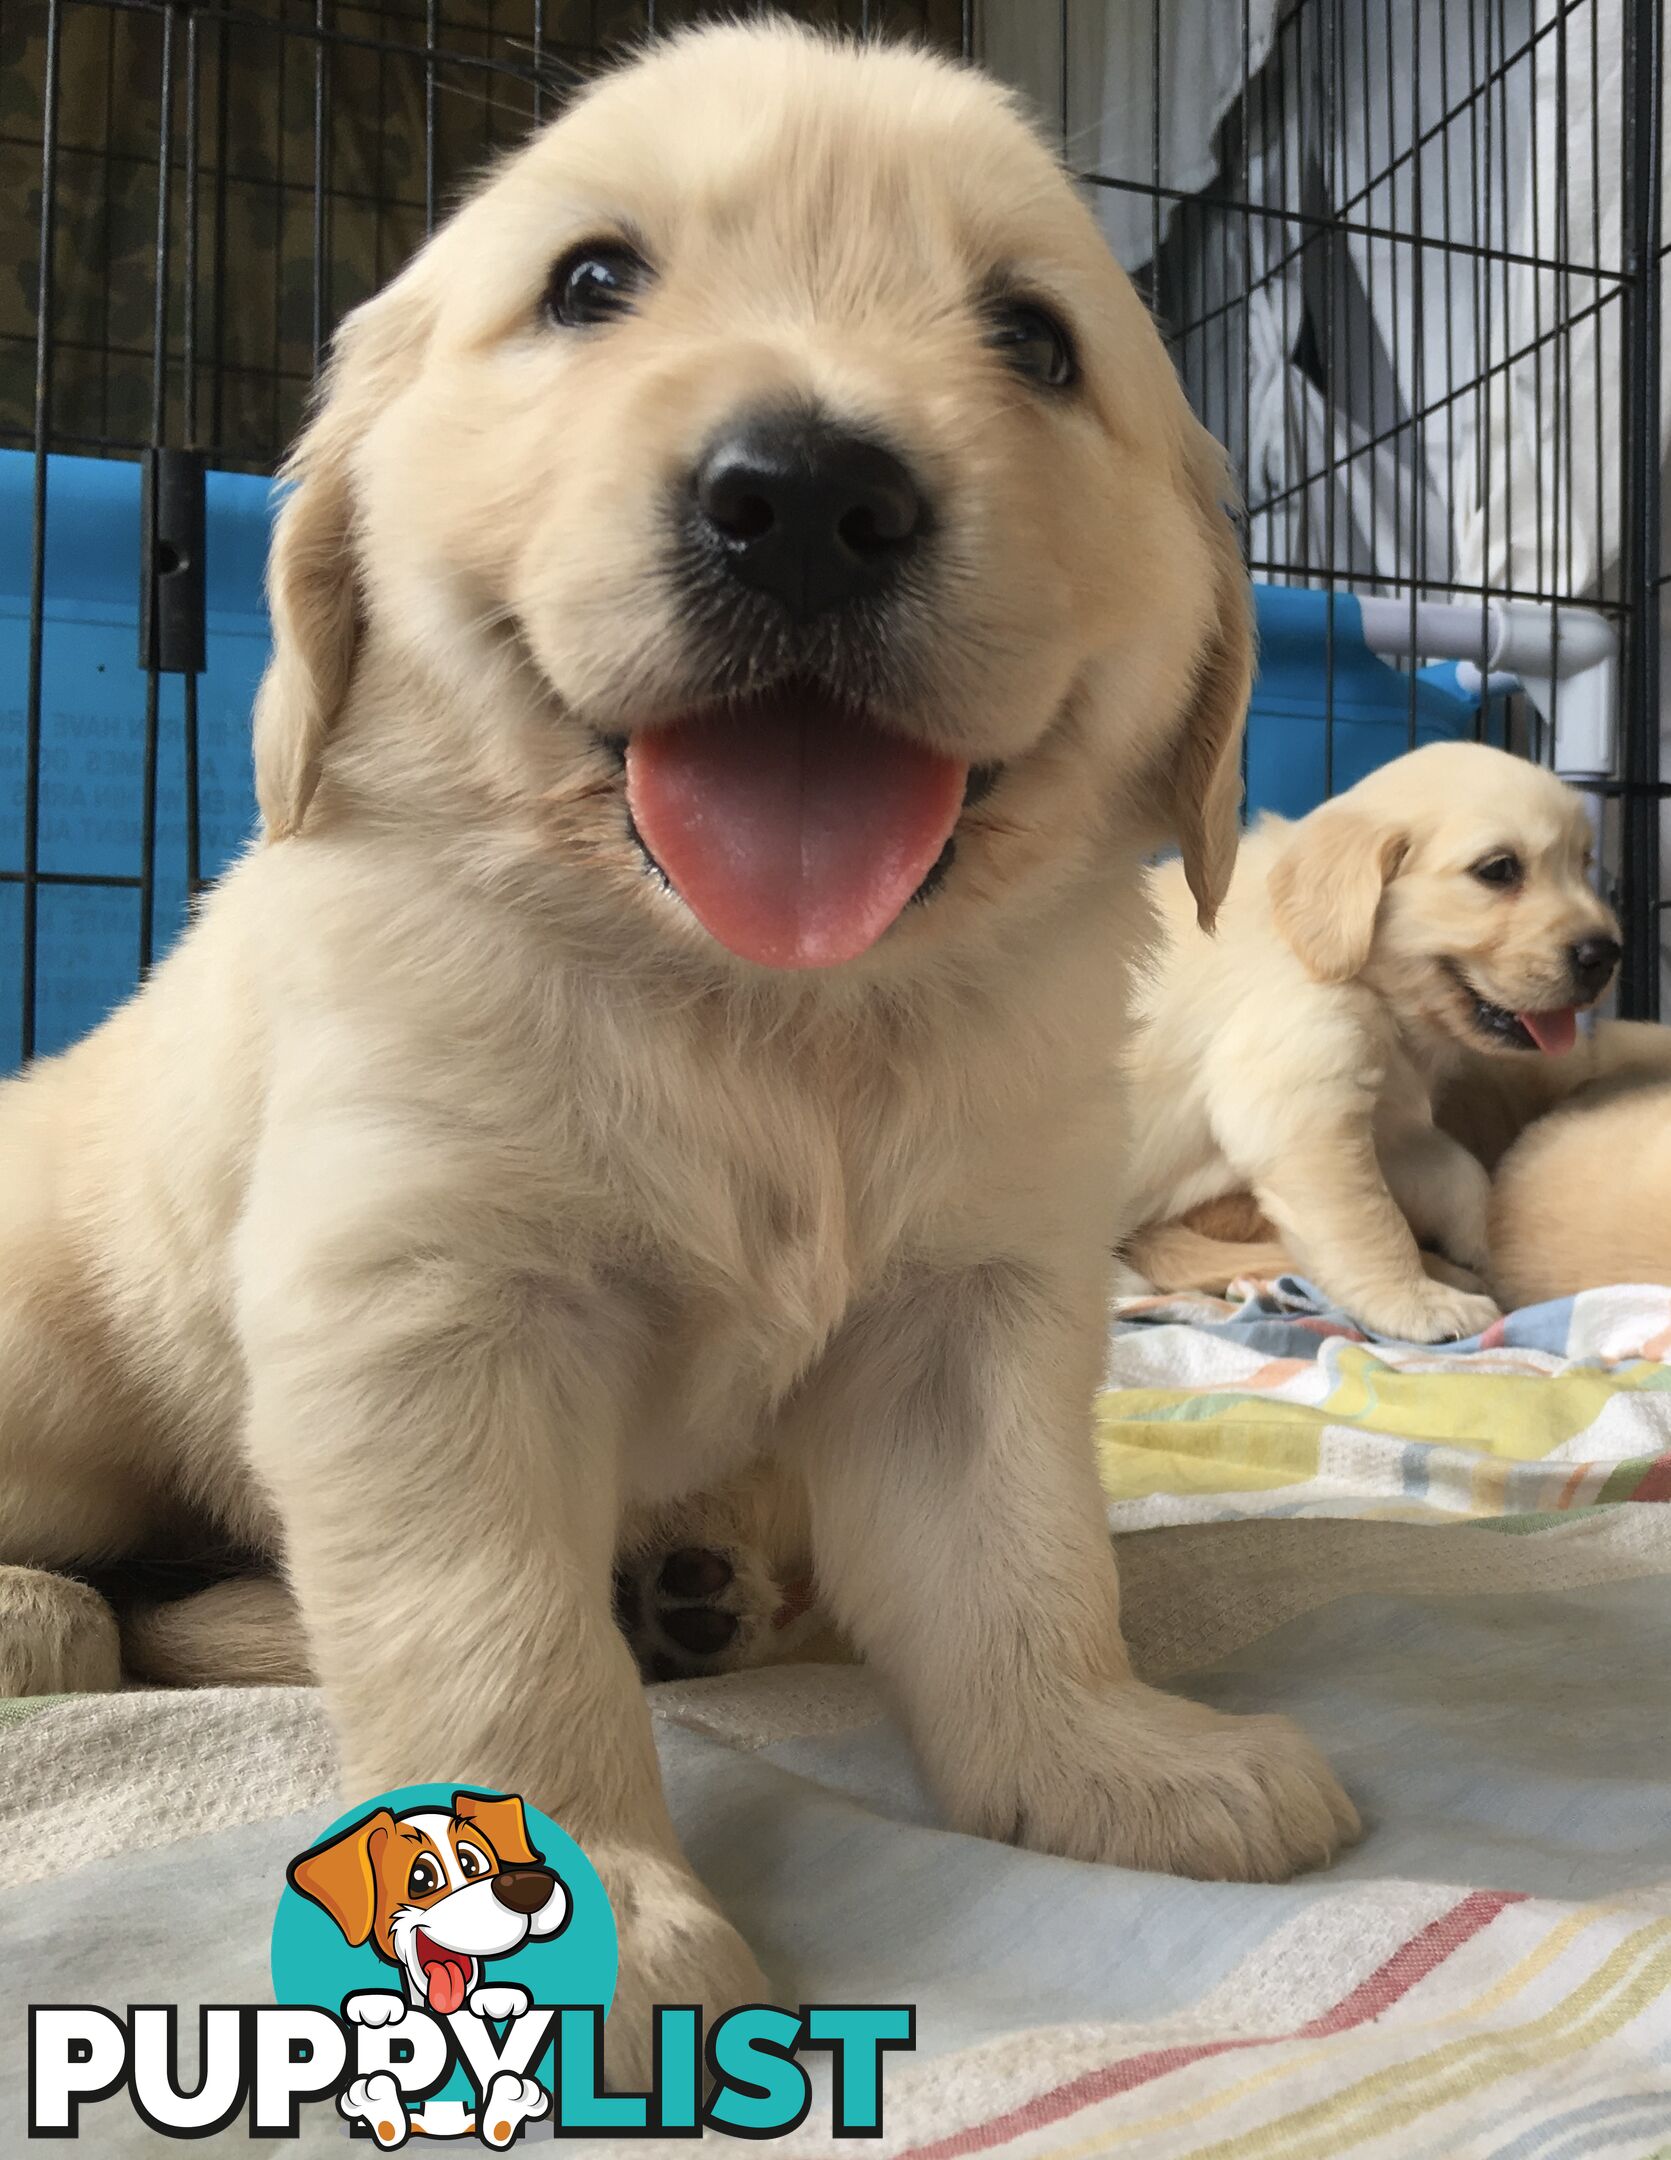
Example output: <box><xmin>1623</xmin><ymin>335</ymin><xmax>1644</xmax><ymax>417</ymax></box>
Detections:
<box><xmin>27</xmin><ymin>1783</ymin><xmax>915</xmax><ymax>2144</ymax></box>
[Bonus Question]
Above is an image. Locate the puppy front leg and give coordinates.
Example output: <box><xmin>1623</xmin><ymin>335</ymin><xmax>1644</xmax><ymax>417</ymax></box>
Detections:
<box><xmin>1251</xmin><ymin>1126</ymin><xmax>1500</xmax><ymax>1342</ymax></box>
<box><xmin>236</xmin><ymin>1194</ymin><xmax>764</xmax><ymax>2082</ymax></box>
<box><xmin>1377</xmin><ymin>1122</ymin><xmax>1494</xmax><ymax>1280</ymax></box>
<box><xmin>785</xmin><ymin>1261</ymin><xmax>1357</xmax><ymax>1883</ymax></box>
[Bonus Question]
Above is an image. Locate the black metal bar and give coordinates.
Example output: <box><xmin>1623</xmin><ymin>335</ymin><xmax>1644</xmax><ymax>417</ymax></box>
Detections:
<box><xmin>1242</xmin><ymin>560</ymin><xmax>1630</xmax><ymax>610</ymax></box>
<box><xmin>1588</xmin><ymin>0</ymin><xmax>1624</xmax><ymax>927</ymax></box>
<box><xmin>139</xmin><ymin>1</ymin><xmax>178</xmax><ymax>976</ymax></box>
<box><xmin>140</xmin><ymin>450</ymin><xmax>207</xmax><ymax>675</ymax></box>
<box><xmin>21</xmin><ymin>0</ymin><xmax>64</xmax><ymax>1063</ymax></box>
<box><xmin>1236</xmin><ymin>0</ymin><xmax>1250</xmax><ymax>807</ymax></box>
<box><xmin>1077</xmin><ymin>167</ymin><xmax>1624</xmax><ymax>281</ymax></box>
<box><xmin>374</xmin><ymin>0</ymin><xmax>389</xmax><ymax>288</ymax></box>
<box><xmin>210</xmin><ymin>5</ymin><xmax>230</xmax><ymax>453</ymax></box>
<box><xmin>425</xmin><ymin>0</ymin><xmax>438</xmax><ymax>234</ymax></box>
<box><xmin>1322</xmin><ymin>0</ymin><xmax>1339</xmax><ymax>797</ymax></box>
<box><xmin>1408</xmin><ymin>0</ymin><xmax>1426</xmax><ymax>750</ymax></box>
<box><xmin>184</xmin><ymin>4</ymin><xmax>203</xmax><ymax>896</ymax></box>
<box><xmin>0</xmin><ymin>872</ymin><xmax>149</xmax><ymax>890</ymax></box>
<box><xmin>1620</xmin><ymin>0</ymin><xmax>1664</xmax><ymax>1017</ymax></box>
<box><xmin>1149</xmin><ymin>0</ymin><xmax>1161</xmax><ymax>276</ymax></box>
<box><xmin>1438</xmin><ymin>0</ymin><xmax>1457</xmax><ymax>595</ymax></box>
<box><xmin>1059</xmin><ymin>0</ymin><xmax>1070</xmax><ymax>157</ymax></box>
<box><xmin>272</xmin><ymin>0</ymin><xmax>290</xmax><ymax>464</ymax></box>
<box><xmin>184</xmin><ymin>12</ymin><xmax>200</xmax><ymax>446</ymax></box>
<box><xmin>100</xmin><ymin>2</ymin><xmax>118</xmax><ymax>442</ymax></box>
<box><xmin>1247</xmin><ymin>282</ymin><xmax>1624</xmax><ymax>516</ymax></box>
<box><xmin>312</xmin><ymin>0</ymin><xmax>330</xmax><ymax>372</ymax></box>
<box><xmin>26</xmin><ymin>0</ymin><xmax>596</xmax><ymax>86</ymax></box>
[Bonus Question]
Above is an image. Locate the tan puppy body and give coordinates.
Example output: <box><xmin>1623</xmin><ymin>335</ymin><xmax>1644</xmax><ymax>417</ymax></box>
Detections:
<box><xmin>1124</xmin><ymin>743</ymin><xmax>1620</xmax><ymax>1340</ymax></box>
<box><xmin>1437</xmin><ymin>1018</ymin><xmax>1671</xmax><ymax>1169</ymax></box>
<box><xmin>1490</xmin><ymin>1078</ymin><xmax>1671</xmax><ymax>1307</ymax></box>
<box><xmin>0</xmin><ymin>26</ymin><xmax>1358</xmax><ymax>2070</ymax></box>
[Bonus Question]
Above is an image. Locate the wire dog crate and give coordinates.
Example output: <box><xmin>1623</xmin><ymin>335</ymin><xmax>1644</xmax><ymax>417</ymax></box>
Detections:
<box><xmin>3</xmin><ymin>0</ymin><xmax>1666</xmax><ymax>1071</ymax></box>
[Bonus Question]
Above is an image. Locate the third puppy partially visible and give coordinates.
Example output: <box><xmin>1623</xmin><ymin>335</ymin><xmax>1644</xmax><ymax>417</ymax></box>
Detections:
<box><xmin>1123</xmin><ymin>743</ymin><xmax>1621</xmax><ymax>1342</ymax></box>
<box><xmin>1490</xmin><ymin>1076</ymin><xmax>1671</xmax><ymax>1308</ymax></box>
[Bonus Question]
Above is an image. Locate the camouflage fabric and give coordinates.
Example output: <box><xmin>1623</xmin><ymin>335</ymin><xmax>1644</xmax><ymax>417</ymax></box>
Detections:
<box><xmin>3</xmin><ymin>0</ymin><xmax>969</xmax><ymax>475</ymax></box>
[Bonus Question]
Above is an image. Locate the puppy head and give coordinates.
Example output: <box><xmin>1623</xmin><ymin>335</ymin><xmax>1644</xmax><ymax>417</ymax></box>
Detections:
<box><xmin>1268</xmin><ymin>741</ymin><xmax>1620</xmax><ymax>1055</ymax></box>
<box><xmin>286</xmin><ymin>1793</ymin><xmax>569</xmax><ymax>2007</ymax></box>
<box><xmin>255</xmin><ymin>23</ymin><xmax>1250</xmax><ymax>976</ymax></box>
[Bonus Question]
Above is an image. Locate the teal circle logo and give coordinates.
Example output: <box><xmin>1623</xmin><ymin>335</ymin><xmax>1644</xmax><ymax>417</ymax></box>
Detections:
<box><xmin>271</xmin><ymin>1785</ymin><xmax>615</xmax><ymax>2140</ymax></box>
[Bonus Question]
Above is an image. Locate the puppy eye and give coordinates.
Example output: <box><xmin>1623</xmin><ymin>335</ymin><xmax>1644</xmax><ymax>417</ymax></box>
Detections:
<box><xmin>456</xmin><ymin>1843</ymin><xmax>489</xmax><ymax>1879</ymax></box>
<box><xmin>545</xmin><ymin>242</ymin><xmax>651</xmax><ymax>329</ymax></box>
<box><xmin>986</xmin><ymin>298</ymin><xmax>1077</xmax><ymax>389</ymax></box>
<box><xmin>408</xmin><ymin>1855</ymin><xmax>442</xmax><ymax>1898</ymax></box>
<box><xmin>1471</xmin><ymin>852</ymin><xmax>1522</xmax><ymax>889</ymax></box>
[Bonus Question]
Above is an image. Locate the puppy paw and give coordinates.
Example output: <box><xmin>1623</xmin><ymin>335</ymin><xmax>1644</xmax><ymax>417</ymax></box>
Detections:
<box><xmin>340</xmin><ymin>2072</ymin><xmax>409</xmax><ymax>2147</ymax></box>
<box><xmin>1420</xmin><ymin>1252</ymin><xmax>1494</xmax><ymax>1296</ymax></box>
<box><xmin>596</xmin><ymin>1851</ymin><xmax>768</xmax><ymax>2090</ymax></box>
<box><xmin>478</xmin><ymin>2071</ymin><xmax>549</xmax><ymax>2147</ymax></box>
<box><xmin>0</xmin><ymin>1567</ymin><xmax>120</xmax><ymax>1695</ymax></box>
<box><xmin>343</xmin><ymin>1991</ymin><xmax>408</xmax><ymax>2028</ymax></box>
<box><xmin>957</xmin><ymin>1681</ymin><xmax>1359</xmax><ymax>1884</ymax></box>
<box><xmin>613</xmin><ymin>1542</ymin><xmax>785</xmax><ymax>1680</ymax></box>
<box><xmin>1363</xmin><ymin>1280</ymin><xmax>1501</xmax><ymax>1342</ymax></box>
<box><xmin>467</xmin><ymin>1983</ymin><xmax>531</xmax><ymax>2022</ymax></box>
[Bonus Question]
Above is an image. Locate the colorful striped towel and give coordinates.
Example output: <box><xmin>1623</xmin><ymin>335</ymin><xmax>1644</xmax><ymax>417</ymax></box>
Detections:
<box><xmin>8</xmin><ymin>1509</ymin><xmax>1671</xmax><ymax>2155</ymax></box>
<box><xmin>8</xmin><ymin>1287</ymin><xmax>1671</xmax><ymax>2152</ymax></box>
<box><xmin>1098</xmin><ymin>1279</ymin><xmax>1671</xmax><ymax>1529</ymax></box>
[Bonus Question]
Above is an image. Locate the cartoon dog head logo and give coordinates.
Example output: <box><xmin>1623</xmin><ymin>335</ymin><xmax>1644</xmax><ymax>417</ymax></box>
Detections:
<box><xmin>287</xmin><ymin>1790</ymin><xmax>571</xmax><ymax>2015</ymax></box>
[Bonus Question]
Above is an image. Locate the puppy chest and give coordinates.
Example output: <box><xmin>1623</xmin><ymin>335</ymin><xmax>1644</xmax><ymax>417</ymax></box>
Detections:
<box><xmin>609</xmin><ymin>1152</ymin><xmax>946</xmax><ymax>1495</ymax></box>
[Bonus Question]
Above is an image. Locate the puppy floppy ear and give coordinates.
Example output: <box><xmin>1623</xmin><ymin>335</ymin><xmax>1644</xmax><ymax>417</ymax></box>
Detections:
<box><xmin>254</xmin><ymin>262</ymin><xmax>437</xmax><ymax>839</ymax></box>
<box><xmin>1170</xmin><ymin>435</ymin><xmax>1255</xmax><ymax>930</ymax></box>
<box><xmin>1268</xmin><ymin>801</ymin><xmax>1409</xmax><ymax>982</ymax></box>
<box><xmin>286</xmin><ymin>1807</ymin><xmax>396</xmax><ymax>1946</ymax></box>
<box><xmin>452</xmin><ymin>1790</ymin><xmax>543</xmax><ymax>1869</ymax></box>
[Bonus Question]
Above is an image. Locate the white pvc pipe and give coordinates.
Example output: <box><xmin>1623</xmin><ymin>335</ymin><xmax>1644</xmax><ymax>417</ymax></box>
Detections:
<box><xmin>1353</xmin><ymin>594</ymin><xmax>1618</xmax><ymax>780</ymax></box>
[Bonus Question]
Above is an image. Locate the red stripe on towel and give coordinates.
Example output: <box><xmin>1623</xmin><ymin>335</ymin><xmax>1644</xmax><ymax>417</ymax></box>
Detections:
<box><xmin>899</xmin><ymin>1889</ymin><xmax>1523</xmax><ymax>2160</ymax></box>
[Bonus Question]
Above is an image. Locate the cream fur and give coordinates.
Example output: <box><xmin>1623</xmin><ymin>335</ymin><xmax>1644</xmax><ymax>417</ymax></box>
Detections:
<box><xmin>1123</xmin><ymin>742</ymin><xmax>1620</xmax><ymax>1340</ymax></box>
<box><xmin>1490</xmin><ymin>1072</ymin><xmax>1671</xmax><ymax>1307</ymax></box>
<box><xmin>0</xmin><ymin>25</ymin><xmax>1357</xmax><ymax>2076</ymax></box>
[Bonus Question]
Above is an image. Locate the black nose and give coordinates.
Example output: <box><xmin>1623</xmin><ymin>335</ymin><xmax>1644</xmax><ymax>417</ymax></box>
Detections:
<box><xmin>491</xmin><ymin>1866</ymin><xmax>557</xmax><ymax>1914</ymax></box>
<box><xmin>1570</xmin><ymin>935</ymin><xmax>1622</xmax><ymax>996</ymax></box>
<box><xmin>692</xmin><ymin>412</ymin><xmax>924</xmax><ymax>623</ymax></box>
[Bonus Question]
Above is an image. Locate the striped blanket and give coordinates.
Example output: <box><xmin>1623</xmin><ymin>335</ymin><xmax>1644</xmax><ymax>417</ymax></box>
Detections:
<box><xmin>1099</xmin><ymin>1279</ymin><xmax>1671</xmax><ymax>1527</ymax></box>
<box><xmin>5</xmin><ymin>1287</ymin><xmax>1671</xmax><ymax>2153</ymax></box>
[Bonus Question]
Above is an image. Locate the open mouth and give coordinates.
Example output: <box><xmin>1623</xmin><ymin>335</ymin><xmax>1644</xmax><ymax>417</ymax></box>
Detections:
<box><xmin>1442</xmin><ymin>961</ymin><xmax>1580</xmax><ymax>1055</ymax></box>
<box><xmin>602</xmin><ymin>683</ymin><xmax>1000</xmax><ymax>969</ymax></box>
<box><xmin>413</xmin><ymin>1929</ymin><xmax>477</xmax><ymax>2015</ymax></box>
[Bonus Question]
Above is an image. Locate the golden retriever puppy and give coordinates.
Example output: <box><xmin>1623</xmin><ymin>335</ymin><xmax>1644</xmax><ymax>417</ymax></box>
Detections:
<box><xmin>0</xmin><ymin>25</ymin><xmax>1358</xmax><ymax>2069</ymax></box>
<box><xmin>1490</xmin><ymin>1074</ymin><xmax>1671</xmax><ymax>1306</ymax></box>
<box><xmin>1122</xmin><ymin>742</ymin><xmax>1621</xmax><ymax>1341</ymax></box>
<box><xmin>1126</xmin><ymin>1021</ymin><xmax>1671</xmax><ymax>1310</ymax></box>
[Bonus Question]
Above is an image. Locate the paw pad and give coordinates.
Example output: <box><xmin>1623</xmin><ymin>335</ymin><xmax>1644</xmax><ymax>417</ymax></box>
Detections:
<box><xmin>615</xmin><ymin>1539</ymin><xmax>774</xmax><ymax>1679</ymax></box>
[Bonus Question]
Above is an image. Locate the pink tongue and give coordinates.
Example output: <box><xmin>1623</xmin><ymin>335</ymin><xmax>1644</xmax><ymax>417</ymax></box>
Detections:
<box><xmin>625</xmin><ymin>701</ymin><xmax>968</xmax><ymax>969</ymax></box>
<box><xmin>1517</xmin><ymin>1006</ymin><xmax>1579</xmax><ymax>1055</ymax></box>
<box><xmin>425</xmin><ymin>1953</ymin><xmax>468</xmax><ymax>2015</ymax></box>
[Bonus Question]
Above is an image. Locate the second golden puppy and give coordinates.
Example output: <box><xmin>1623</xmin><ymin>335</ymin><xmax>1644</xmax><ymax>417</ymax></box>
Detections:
<box><xmin>1125</xmin><ymin>742</ymin><xmax>1621</xmax><ymax>1340</ymax></box>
